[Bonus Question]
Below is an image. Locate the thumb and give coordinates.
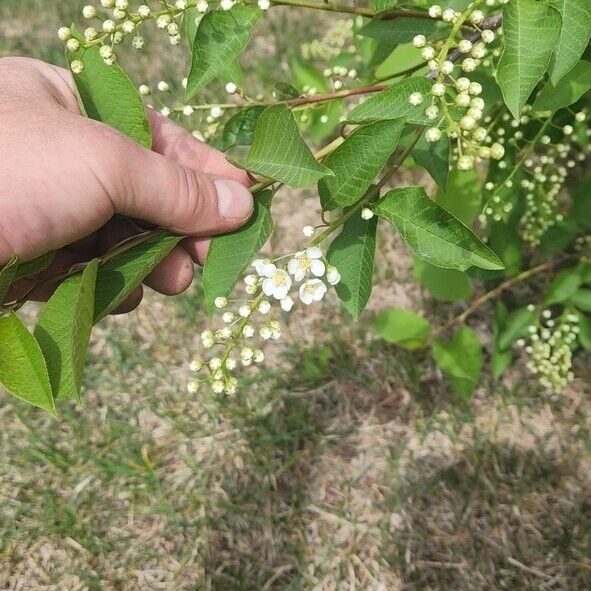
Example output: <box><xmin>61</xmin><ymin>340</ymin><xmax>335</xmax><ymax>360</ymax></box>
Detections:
<box><xmin>109</xmin><ymin>139</ymin><xmax>253</xmax><ymax>237</ymax></box>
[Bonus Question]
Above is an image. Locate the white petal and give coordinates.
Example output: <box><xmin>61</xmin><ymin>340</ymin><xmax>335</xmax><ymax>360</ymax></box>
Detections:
<box><xmin>311</xmin><ymin>259</ymin><xmax>326</xmax><ymax>277</ymax></box>
<box><xmin>262</xmin><ymin>279</ymin><xmax>275</xmax><ymax>297</ymax></box>
<box><xmin>280</xmin><ymin>297</ymin><xmax>294</xmax><ymax>311</ymax></box>
<box><xmin>306</xmin><ymin>247</ymin><xmax>323</xmax><ymax>259</ymax></box>
<box><xmin>287</xmin><ymin>258</ymin><xmax>299</xmax><ymax>276</ymax></box>
<box><xmin>294</xmin><ymin>268</ymin><xmax>306</xmax><ymax>282</ymax></box>
<box><xmin>273</xmin><ymin>285</ymin><xmax>289</xmax><ymax>300</ymax></box>
<box><xmin>261</xmin><ymin>263</ymin><xmax>277</xmax><ymax>277</ymax></box>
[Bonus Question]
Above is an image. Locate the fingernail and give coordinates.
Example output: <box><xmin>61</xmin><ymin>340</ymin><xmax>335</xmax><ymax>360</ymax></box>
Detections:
<box><xmin>215</xmin><ymin>179</ymin><xmax>253</xmax><ymax>220</ymax></box>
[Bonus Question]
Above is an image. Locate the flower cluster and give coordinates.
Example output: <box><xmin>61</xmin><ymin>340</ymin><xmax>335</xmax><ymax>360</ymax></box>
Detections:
<box><xmin>408</xmin><ymin>4</ymin><xmax>505</xmax><ymax>172</ymax></box>
<box><xmin>516</xmin><ymin>308</ymin><xmax>580</xmax><ymax>392</ymax></box>
<box><xmin>59</xmin><ymin>0</ymin><xmax>271</xmax><ymax>71</ymax></box>
<box><xmin>187</xmin><ymin>236</ymin><xmax>341</xmax><ymax>396</ymax></box>
<box><xmin>481</xmin><ymin>109</ymin><xmax>590</xmax><ymax>241</ymax></box>
<box><xmin>301</xmin><ymin>17</ymin><xmax>357</xmax><ymax>62</ymax></box>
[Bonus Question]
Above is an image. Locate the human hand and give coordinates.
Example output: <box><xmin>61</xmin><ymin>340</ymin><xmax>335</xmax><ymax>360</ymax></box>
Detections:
<box><xmin>0</xmin><ymin>57</ymin><xmax>253</xmax><ymax>312</ymax></box>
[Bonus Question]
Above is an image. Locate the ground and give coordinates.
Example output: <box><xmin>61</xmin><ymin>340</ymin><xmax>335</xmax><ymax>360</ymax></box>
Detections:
<box><xmin>0</xmin><ymin>2</ymin><xmax>590</xmax><ymax>590</ymax></box>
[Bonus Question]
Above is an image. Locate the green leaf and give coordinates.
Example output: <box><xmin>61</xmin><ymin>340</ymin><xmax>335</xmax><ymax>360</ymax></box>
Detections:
<box><xmin>496</xmin><ymin>0</ymin><xmax>562</xmax><ymax>118</ymax></box>
<box><xmin>348</xmin><ymin>77</ymin><xmax>435</xmax><ymax>125</ymax></box>
<box><xmin>578</xmin><ymin>313</ymin><xmax>591</xmax><ymax>351</ymax></box>
<box><xmin>497</xmin><ymin>307</ymin><xmax>537</xmax><ymax>351</ymax></box>
<box><xmin>327</xmin><ymin>212</ymin><xmax>378</xmax><ymax>319</ymax></box>
<box><xmin>487</xmin><ymin>221</ymin><xmax>523</xmax><ymax>276</ymax></box>
<box><xmin>203</xmin><ymin>190</ymin><xmax>273</xmax><ymax>314</ymax></box>
<box><xmin>492</xmin><ymin>302</ymin><xmax>513</xmax><ymax>379</ymax></box>
<box><xmin>374</xmin><ymin>186</ymin><xmax>504</xmax><ymax>271</ymax></box>
<box><xmin>534</xmin><ymin>60</ymin><xmax>591</xmax><ymax>111</ymax></box>
<box><xmin>432</xmin><ymin>326</ymin><xmax>482</xmax><ymax>399</ymax></box>
<box><xmin>372</xmin><ymin>0</ymin><xmax>401</xmax><ymax>12</ymax></box>
<box><xmin>412</xmin><ymin>133</ymin><xmax>450</xmax><ymax>190</ymax></box>
<box><xmin>0</xmin><ymin>313</ymin><xmax>55</xmax><ymax>415</ymax></box>
<box><xmin>13</xmin><ymin>252</ymin><xmax>55</xmax><ymax>281</ymax></box>
<box><xmin>34</xmin><ymin>259</ymin><xmax>99</xmax><ymax>401</ymax></box>
<box><xmin>242</xmin><ymin>106</ymin><xmax>332</xmax><ymax>188</ymax></box>
<box><xmin>359</xmin><ymin>18</ymin><xmax>442</xmax><ymax>44</ymax></box>
<box><xmin>0</xmin><ymin>254</ymin><xmax>19</xmax><ymax>304</ymax></box>
<box><xmin>413</xmin><ymin>258</ymin><xmax>471</xmax><ymax>301</ymax></box>
<box><xmin>571</xmin><ymin>289</ymin><xmax>591</xmax><ymax>312</ymax></box>
<box><xmin>186</xmin><ymin>6</ymin><xmax>261</xmax><ymax>98</ymax></box>
<box><xmin>544</xmin><ymin>267</ymin><xmax>582</xmax><ymax>305</ymax></box>
<box><xmin>434</xmin><ymin>168</ymin><xmax>480</xmax><ymax>224</ymax></box>
<box><xmin>319</xmin><ymin>119</ymin><xmax>406</xmax><ymax>210</ymax></box>
<box><xmin>548</xmin><ymin>0</ymin><xmax>591</xmax><ymax>85</ymax></box>
<box><xmin>68</xmin><ymin>36</ymin><xmax>151</xmax><ymax>148</ymax></box>
<box><xmin>94</xmin><ymin>232</ymin><xmax>182</xmax><ymax>322</ymax></box>
<box><xmin>372</xmin><ymin>308</ymin><xmax>430</xmax><ymax>350</ymax></box>
<box><xmin>223</xmin><ymin>106</ymin><xmax>265</xmax><ymax>148</ymax></box>
<box><xmin>571</xmin><ymin>177</ymin><xmax>591</xmax><ymax>229</ymax></box>
<box><xmin>290</xmin><ymin>58</ymin><xmax>329</xmax><ymax>93</ymax></box>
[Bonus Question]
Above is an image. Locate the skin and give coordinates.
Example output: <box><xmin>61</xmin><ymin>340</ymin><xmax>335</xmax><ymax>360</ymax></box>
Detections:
<box><xmin>0</xmin><ymin>57</ymin><xmax>254</xmax><ymax>312</ymax></box>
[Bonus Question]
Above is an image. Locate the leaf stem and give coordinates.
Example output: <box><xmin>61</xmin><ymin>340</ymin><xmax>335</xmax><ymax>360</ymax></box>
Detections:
<box><xmin>434</xmin><ymin>253</ymin><xmax>583</xmax><ymax>335</ymax></box>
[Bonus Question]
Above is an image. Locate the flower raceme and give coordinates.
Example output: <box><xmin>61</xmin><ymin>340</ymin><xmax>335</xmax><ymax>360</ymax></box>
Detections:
<box><xmin>188</xmin><ymin>234</ymin><xmax>342</xmax><ymax>396</ymax></box>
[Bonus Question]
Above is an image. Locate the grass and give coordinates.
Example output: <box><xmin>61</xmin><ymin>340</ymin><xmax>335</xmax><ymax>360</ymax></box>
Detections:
<box><xmin>1</xmin><ymin>2</ymin><xmax>591</xmax><ymax>589</ymax></box>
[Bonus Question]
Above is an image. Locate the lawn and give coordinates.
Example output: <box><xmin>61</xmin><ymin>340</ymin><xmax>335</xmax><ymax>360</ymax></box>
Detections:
<box><xmin>0</xmin><ymin>2</ymin><xmax>590</xmax><ymax>589</ymax></box>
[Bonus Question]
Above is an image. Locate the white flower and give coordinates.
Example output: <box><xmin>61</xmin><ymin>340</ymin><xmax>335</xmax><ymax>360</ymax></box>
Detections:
<box><xmin>442</xmin><ymin>8</ymin><xmax>456</xmax><ymax>22</ymax></box>
<box><xmin>188</xmin><ymin>380</ymin><xmax>199</xmax><ymax>394</ymax></box>
<box><xmin>209</xmin><ymin>358</ymin><xmax>222</xmax><ymax>371</ymax></box>
<box><xmin>215</xmin><ymin>327</ymin><xmax>232</xmax><ymax>340</ymax></box>
<box><xmin>138</xmin><ymin>5</ymin><xmax>151</xmax><ymax>17</ymax></box>
<box><xmin>428</xmin><ymin>4</ymin><xmax>442</xmax><ymax>18</ymax></box>
<box><xmin>421</xmin><ymin>46</ymin><xmax>435</xmax><ymax>60</ymax></box>
<box><xmin>71</xmin><ymin>60</ymin><xmax>85</xmax><ymax>74</ymax></box>
<box><xmin>226</xmin><ymin>358</ymin><xmax>237</xmax><ymax>370</ymax></box>
<box><xmin>214</xmin><ymin>296</ymin><xmax>228</xmax><ymax>309</ymax></box>
<box><xmin>431</xmin><ymin>82</ymin><xmax>446</xmax><ymax>97</ymax></box>
<box><xmin>280</xmin><ymin>296</ymin><xmax>294</xmax><ymax>312</ymax></box>
<box><xmin>440</xmin><ymin>61</ymin><xmax>454</xmax><ymax>75</ymax></box>
<box><xmin>242</xmin><ymin>324</ymin><xmax>255</xmax><ymax>338</ymax></box>
<box><xmin>183</xmin><ymin>105</ymin><xmax>194</xmax><ymax>116</ymax></box>
<box><xmin>470</xmin><ymin>10</ymin><xmax>484</xmax><ymax>24</ymax></box>
<box><xmin>462</xmin><ymin>58</ymin><xmax>477</xmax><ymax>72</ymax></box>
<box><xmin>425</xmin><ymin>127</ymin><xmax>442</xmax><ymax>142</ymax></box>
<box><xmin>58</xmin><ymin>26</ymin><xmax>71</xmax><ymax>40</ymax></box>
<box><xmin>326</xmin><ymin>266</ymin><xmax>341</xmax><ymax>286</ymax></box>
<box><xmin>220</xmin><ymin>0</ymin><xmax>233</xmax><ymax>10</ymax></box>
<box><xmin>490</xmin><ymin>143</ymin><xmax>505</xmax><ymax>160</ymax></box>
<box><xmin>299</xmin><ymin>279</ymin><xmax>327</xmax><ymax>305</ymax></box>
<box><xmin>258</xmin><ymin>300</ymin><xmax>271</xmax><ymax>314</ymax></box>
<box><xmin>253</xmin><ymin>259</ymin><xmax>276</xmax><ymax>277</ymax></box>
<box><xmin>481</xmin><ymin>30</ymin><xmax>495</xmax><ymax>44</ymax></box>
<box><xmin>260</xmin><ymin>326</ymin><xmax>273</xmax><ymax>340</ymax></box>
<box><xmin>409</xmin><ymin>92</ymin><xmax>423</xmax><ymax>106</ymax></box>
<box><xmin>456</xmin><ymin>77</ymin><xmax>470</xmax><ymax>92</ymax></box>
<box><xmin>412</xmin><ymin>34</ymin><xmax>426</xmax><ymax>48</ymax></box>
<box><xmin>458</xmin><ymin>39</ymin><xmax>472</xmax><ymax>53</ymax></box>
<box><xmin>361</xmin><ymin>207</ymin><xmax>374</xmax><ymax>220</ymax></box>
<box><xmin>258</xmin><ymin>0</ymin><xmax>270</xmax><ymax>8</ymax></box>
<box><xmin>254</xmin><ymin>350</ymin><xmax>265</xmax><ymax>363</ymax></box>
<box><xmin>82</xmin><ymin>5</ymin><xmax>96</xmax><ymax>18</ymax></box>
<box><xmin>197</xmin><ymin>0</ymin><xmax>209</xmax><ymax>11</ymax></box>
<box><xmin>212</xmin><ymin>381</ymin><xmax>225</xmax><ymax>394</ymax></box>
<box><xmin>302</xmin><ymin>225</ymin><xmax>315</xmax><ymax>237</ymax></box>
<box><xmin>262</xmin><ymin>268</ymin><xmax>292</xmax><ymax>300</ymax></box>
<box><xmin>225</xmin><ymin>82</ymin><xmax>237</xmax><ymax>94</ymax></box>
<box><xmin>189</xmin><ymin>359</ymin><xmax>203</xmax><ymax>372</ymax></box>
<box><xmin>425</xmin><ymin>105</ymin><xmax>439</xmax><ymax>119</ymax></box>
<box><xmin>287</xmin><ymin>248</ymin><xmax>325</xmax><ymax>282</ymax></box>
<box><xmin>239</xmin><ymin>305</ymin><xmax>251</xmax><ymax>318</ymax></box>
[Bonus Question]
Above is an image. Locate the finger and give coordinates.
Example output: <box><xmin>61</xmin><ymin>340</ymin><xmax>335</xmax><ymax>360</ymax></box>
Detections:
<box><xmin>144</xmin><ymin>246</ymin><xmax>195</xmax><ymax>295</ymax></box>
<box><xmin>104</xmin><ymin>134</ymin><xmax>254</xmax><ymax>237</ymax></box>
<box><xmin>5</xmin><ymin>249</ymin><xmax>86</xmax><ymax>303</ymax></box>
<box><xmin>111</xmin><ymin>286</ymin><xmax>144</xmax><ymax>315</ymax></box>
<box><xmin>181</xmin><ymin>237</ymin><xmax>210</xmax><ymax>265</ymax></box>
<box><xmin>148</xmin><ymin>110</ymin><xmax>252</xmax><ymax>186</ymax></box>
<box><xmin>97</xmin><ymin>218</ymin><xmax>194</xmax><ymax>296</ymax></box>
